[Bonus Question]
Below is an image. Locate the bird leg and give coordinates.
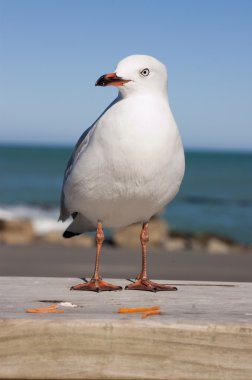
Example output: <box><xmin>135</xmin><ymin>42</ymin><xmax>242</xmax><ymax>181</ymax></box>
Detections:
<box><xmin>70</xmin><ymin>222</ymin><xmax>122</xmax><ymax>292</ymax></box>
<box><xmin>125</xmin><ymin>223</ymin><xmax>177</xmax><ymax>292</ymax></box>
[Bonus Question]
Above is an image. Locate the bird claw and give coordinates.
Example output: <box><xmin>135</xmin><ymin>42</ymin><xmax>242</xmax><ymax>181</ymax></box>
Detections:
<box><xmin>125</xmin><ymin>278</ymin><xmax>177</xmax><ymax>292</ymax></box>
<box><xmin>70</xmin><ymin>278</ymin><xmax>122</xmax><ymax>292</ymax></box>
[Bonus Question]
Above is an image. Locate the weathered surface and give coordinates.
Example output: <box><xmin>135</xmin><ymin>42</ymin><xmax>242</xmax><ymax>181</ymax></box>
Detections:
<box><xmin>0</xmin><ymin>277</ymin><xmax>252</xmax><ymax>380</ymax></box>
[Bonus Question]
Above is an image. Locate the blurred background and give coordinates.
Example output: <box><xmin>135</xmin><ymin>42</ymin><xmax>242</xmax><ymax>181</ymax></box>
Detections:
<box><xmin>0</xmin><ymin>0</ymin><xmax>252</xmax><ymax>281</ymax></box>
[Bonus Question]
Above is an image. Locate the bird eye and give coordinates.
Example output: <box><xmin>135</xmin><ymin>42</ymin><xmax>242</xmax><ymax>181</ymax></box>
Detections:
<box><xmin>140</xmin><ymin>68</ymin><xmax>150</xmax><ymax>77</ymax></box>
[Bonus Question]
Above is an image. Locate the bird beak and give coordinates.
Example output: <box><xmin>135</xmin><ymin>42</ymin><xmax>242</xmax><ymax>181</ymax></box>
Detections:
<box><xmin>95</xmin><ymin>72</ymin><xmax>130</xmax><ymax>87</ymax></box>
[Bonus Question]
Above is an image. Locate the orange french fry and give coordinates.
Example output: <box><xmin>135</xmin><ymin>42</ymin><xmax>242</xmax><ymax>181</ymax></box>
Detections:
<box><xmin>26</xmin><ymin>304</ymin><xmax>57</xmax><ymax>311</ymax></box>
<box><xmin>26</xmin><ymin>309</ymin><xmax>64</xmax><ymax>313</ymax></box>
<box><xmin>26</xmin><ymin>304</ymin><xmax>64</xmax><ymax>314</ymax></box>
<box><xmin>141</xmin><ymin>310</ymin><xmax>161</xmax><ymax>319</ymax></box>
<box><xmin>26</xmin><ymin>309</ymin><xmax>65</xmax><ymax>314</ymax></box>
<box><xmin>38</xmin><ymin>304</ymin><xmax>58</xmax><ymax>310</ymax></box>
<box><xmin>118</xmin><ymin>306</ymin><xmax>160</xmax><ymax>313</ymax></box>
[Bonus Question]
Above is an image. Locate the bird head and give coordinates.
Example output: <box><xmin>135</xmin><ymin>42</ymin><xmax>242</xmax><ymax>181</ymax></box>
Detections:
<box><xmin>95</xmin><ymin>55</ymin><xmax>168</xmax><ymax>97</ymax></box>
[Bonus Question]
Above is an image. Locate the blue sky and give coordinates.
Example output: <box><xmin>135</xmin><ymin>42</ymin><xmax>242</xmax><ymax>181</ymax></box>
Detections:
<box><xmin>1</xmin><ymin>0</ymin><xmax>252</xmax><ymax>150</ymax></box>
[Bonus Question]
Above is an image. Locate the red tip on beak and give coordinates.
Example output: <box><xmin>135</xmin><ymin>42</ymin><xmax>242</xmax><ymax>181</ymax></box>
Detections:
<box><xmin>95</xmin><ymin>72</ymin><xmax>130</xmax><ymax>87</ymax></box>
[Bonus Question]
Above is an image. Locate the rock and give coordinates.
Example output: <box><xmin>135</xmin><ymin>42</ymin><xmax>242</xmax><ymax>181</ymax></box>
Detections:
<box><xmin>189</xmin><ymin>238</ymin><xmax>204</xmax><ymax>251</ymax></box>
<box><xmin>195</xmin><ymin>233</ymin><xmax>235</xmax><ymax>247</ymax></box>
<box><xmin>148</xmin><ymin>218</ymin><xmax>170</xmax><ymax>245</ymax></box>
<box><xmin>40</xmin><ymin>231</ymin><xmax>94</xmax><ymax>247</ymax></box>
<box><xmin>113</xmin><ymin>218</ymin><xmax>169</xmax><ymax>247</ymax></box>
<box><xmin>113</xmin><ymin>224</ymin><xmax>144</xmax><ymax>247</ymax></box>
<box><xmin>164</xmin><ymin>237</ymin><xmax>187</xmax><ymax>251</ymax></box>
<box><xmin>0</xmin><ymin>219</ymin><xmax>35</xmax><ymax>245</ymax></box>
<box><xmin>206</xmin><ymin>238</ymin><xmax>231</xmax><ymax>254</ymax></box>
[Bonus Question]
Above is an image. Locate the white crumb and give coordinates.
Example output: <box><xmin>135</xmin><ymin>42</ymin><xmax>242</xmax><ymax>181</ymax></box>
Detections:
<box><xmin>59</xmin><ymin>302</ymin><xmax>78</xmax><ymax>308</ymax></box>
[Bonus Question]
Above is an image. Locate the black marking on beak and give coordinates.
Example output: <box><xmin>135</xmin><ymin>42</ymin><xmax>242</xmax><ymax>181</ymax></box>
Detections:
<box><xmin>95</xmin><ymin>73</ymin><xmax>130</xmax><ymax>87</ymax></box>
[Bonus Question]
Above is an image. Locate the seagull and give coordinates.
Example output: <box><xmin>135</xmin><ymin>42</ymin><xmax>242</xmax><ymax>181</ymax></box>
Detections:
<box><xmin>59</xmin><ymin>54</ymin><xmax>185</xmax><ymax>292</ymax></box>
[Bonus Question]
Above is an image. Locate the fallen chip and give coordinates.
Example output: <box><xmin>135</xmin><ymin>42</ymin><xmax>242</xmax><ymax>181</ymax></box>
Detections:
<box><xmin>59</xmin><ymin>302</ymin><xmax>78</xmax><ymax>308</ymax></box>
<box><xmin>118</xmin><ymin>306</ymin><xmax>160</xmax><ymax>313</ymax></box>
<box><xmin>26</xmin><ymin>304</ymin><xmax>64</xmax><ymax>313</ymax></box>
<box><xmin>141</xmin><ymin>310</ymin><xmax>161</xmax><ymax>319</ymax></box>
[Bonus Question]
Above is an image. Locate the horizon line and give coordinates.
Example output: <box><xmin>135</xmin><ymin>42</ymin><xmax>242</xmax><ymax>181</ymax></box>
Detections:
<box><xmin>0</xmin><ymin>141</ymin><xmax>251</xmax><ymax>154</ymax></box>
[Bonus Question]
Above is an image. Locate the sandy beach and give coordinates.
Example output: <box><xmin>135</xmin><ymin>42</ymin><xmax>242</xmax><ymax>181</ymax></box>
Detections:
<box><xmin>1</xmin><ymin>243</ymin><xmax>251</xmax><ymax>282</ymax></box>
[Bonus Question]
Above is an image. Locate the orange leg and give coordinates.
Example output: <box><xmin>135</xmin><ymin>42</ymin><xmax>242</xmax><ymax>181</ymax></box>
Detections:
<box><xmin>125</xmin><ymin>223</ymin><xmax>177</xmax><ymax>292</ymax></box>
<box><xmin>71</xmin><ymin>222</ymin><xmax>122</xmax><ymax>292</ymax></box>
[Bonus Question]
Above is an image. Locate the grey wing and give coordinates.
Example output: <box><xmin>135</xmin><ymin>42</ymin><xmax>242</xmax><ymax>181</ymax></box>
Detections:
<box><xmin>58</xmin><ymin>97</ymin><xmax>120</xmax><ymax>222</ymax></box>
<box><xmin>58</xmin><ymin>124</ymin><xmax>96</xmax><ymax>221</ymax></box>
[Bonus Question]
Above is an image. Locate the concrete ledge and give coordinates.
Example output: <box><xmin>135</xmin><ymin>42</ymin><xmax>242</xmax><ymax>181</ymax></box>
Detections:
<box><xmin>0</xmin><ymin>277</ymin><xmax>252</xmax><ymax>379</ymax></box>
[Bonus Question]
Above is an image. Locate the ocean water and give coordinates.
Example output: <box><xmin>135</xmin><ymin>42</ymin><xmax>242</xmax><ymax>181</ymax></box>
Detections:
<box><xmin>0</xmin><ymin>145</ymin><xmax>251</xmax><ymax>244</ymax></box>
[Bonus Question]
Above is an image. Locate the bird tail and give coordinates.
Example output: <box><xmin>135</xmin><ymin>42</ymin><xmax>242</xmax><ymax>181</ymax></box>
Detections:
<box><xmin>63</xmin><ymin>213</ymin><xmax>96</xmax><ymax>238</ymax></box>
